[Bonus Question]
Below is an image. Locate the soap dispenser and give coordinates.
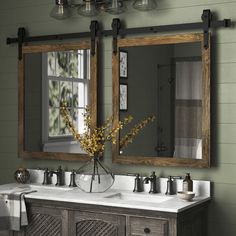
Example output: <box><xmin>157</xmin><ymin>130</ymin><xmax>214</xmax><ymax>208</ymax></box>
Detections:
<box><xmin>183</xmin><ymin>173</ymin><xmax>193</xmax><ymax>192</ymax></box>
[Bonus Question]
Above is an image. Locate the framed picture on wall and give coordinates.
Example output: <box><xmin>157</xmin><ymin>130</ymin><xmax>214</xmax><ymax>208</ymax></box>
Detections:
<box><xmin>120</xmin><ymin>51</ymin><xmax>128</xmax><ymax>78</ymax></box>
<box><xmin>120</xmin><ymin>84</ymin><xmax>128</xmax><ymax>111</ymax></box>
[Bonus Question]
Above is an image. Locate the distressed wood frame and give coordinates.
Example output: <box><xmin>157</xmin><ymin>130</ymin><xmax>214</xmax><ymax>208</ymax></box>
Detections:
<box><xmin>112</xmin><ymin>33</ymin><xmax>211</xmax><ymax>168</ymax></box>
<box><xmin>18</xmin><ymin>41</ymin><xmax>97</xmax><ymax>161</ymax></box>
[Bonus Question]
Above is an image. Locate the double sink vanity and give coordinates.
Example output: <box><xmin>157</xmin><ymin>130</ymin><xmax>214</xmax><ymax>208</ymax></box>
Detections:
<box><xmin>4</xmin><ymin>7</ymin><xmax>235</xmax><ymax>236</ymax></box>
<box><xmin>0</xmin><ymin>171</ymin><xmax>210</xmax><ymax>236</ymax></box>
<box><xmin>8</xmin><ymin>15</ymin><xmax>213</xmax><ymax>236</ymax></box>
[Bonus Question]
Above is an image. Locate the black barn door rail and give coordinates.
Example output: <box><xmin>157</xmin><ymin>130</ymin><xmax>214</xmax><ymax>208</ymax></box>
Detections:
<box><xmin>6</xmin><ymin>9</ymin><xmax>231</xmax><ymax>60</ymax></box>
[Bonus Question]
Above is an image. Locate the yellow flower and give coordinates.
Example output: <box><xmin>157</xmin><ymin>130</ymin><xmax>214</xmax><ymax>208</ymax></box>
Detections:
<box><xmin>60</xmin><ymin>104</ymin><xmax>155</xmax><ymax>157</ymax></box>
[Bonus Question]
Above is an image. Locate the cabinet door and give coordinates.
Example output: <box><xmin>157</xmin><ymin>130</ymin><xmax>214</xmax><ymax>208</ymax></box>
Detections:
<box><xmin>128</xmin><ymin>216</ymin><xmax>168</xmax><ymax>236</ymax></box>
<box><xmin>72</xmin><ymin>211</ymin><xmax>126</xmax><ymax>236</ymax></box>
<box><xmin>177</xmin><ymin>204</ymin><xmax>208</xmax><ymax>236</ymax></box>
<box><xmin>21</xmin><ymin>205</ymin><xmax>68</xmax><ymax>236</ymax></box>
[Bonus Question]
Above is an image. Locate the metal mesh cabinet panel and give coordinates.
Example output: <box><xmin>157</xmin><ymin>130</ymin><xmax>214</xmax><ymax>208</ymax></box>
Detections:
<box><xmin>25</xmin><ymin>213</ymin><xmax>61</xmax><ymax>236</ymax></box>
<box><xmin>76</xmin><ymin>219</ymin><xmax>118</xmax><ymax>236</ymax></box>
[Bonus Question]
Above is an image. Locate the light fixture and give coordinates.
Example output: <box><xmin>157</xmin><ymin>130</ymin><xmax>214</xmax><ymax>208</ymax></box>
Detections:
<box><xmin>50</xmin><ymin>0</ymin><xmax>157</xmax><ymax>20</ymax></box>
<box><xmin>77</xmin><ymin>0</ymin><xmax>99</xmax><ymax>17</ymax></box>
<box><xmin>132</xmin><ymin>0</ymin><xmax>157</xmax><ymax>11</ymax></box>
<box><xmin>50</xmin><ymin>0</ymin><xmax>71</xmax><ymax>20</ymax></box>
<box><xmin>105</xmin><ymin>0</ymin><xmax>126</xmax><ymax>15</ymax></box>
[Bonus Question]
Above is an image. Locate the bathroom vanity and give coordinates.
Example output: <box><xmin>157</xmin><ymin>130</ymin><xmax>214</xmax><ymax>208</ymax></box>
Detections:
<box><xmin>21</xmin><ymin>196</ymin><xmax>208</xmax><ymax>236</ymax></box>
<box><xmin>10</xmin><ymin>32</ymin><xmax>212</xmax><ymax>236</ymax></box>
<box><xmin>0</xmin><ymin>174</ymin><xmax>210</xmax><ymax>236</ymax></box>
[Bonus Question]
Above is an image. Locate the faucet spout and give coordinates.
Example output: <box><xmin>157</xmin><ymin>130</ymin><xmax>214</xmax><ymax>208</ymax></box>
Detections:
<box><xmin>50</xmin><ymin>166</ymin><xmax>64</xmax><ymax>186</ymax></box>
<box><xmin>144</xmin><ymin>171</ymin><xmax>158</xmax><ymax>194</ymax></box>
<box><xmin>42</xmin><ymin>168</ymin><xmax>52</xmax><ymax>185</ymax></box>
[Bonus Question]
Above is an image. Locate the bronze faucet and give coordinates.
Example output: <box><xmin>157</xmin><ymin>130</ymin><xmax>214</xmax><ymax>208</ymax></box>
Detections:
<box><xmin>133</xmin><ymin>174</ymin><xmax>143</xmax><ymax>192</ymax></box>
<box><xmin>42</xmin><ymin>168</ymin><xmax>52</xmax><ymax>185</ymax></box>
<box><xmin>143</xmin><ymin>171</ymin><xmax>158</xmax><ymax>194</ymax></box>
<box><xmin>51</xmin><ymin>166</ymin><xmax>64</xmax><ymax>186</ymax></box>
<box><xmin>165</xmin><ymin>176</ymin><xmax>182</xmax><ymax>195</ymax></box>
<box><xmin>42</xmin><ymin>166</ymin><xmax>64</xmax><ymax>186</ymax></box>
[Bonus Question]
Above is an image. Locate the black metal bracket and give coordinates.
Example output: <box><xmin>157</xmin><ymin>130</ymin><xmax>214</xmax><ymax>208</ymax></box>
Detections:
<box><xmin>17</xmin><ymin>27</ymin><xmax>26</xmax><ymax>60</ymax></box>
<box><xmin>111</xmin><ymin>18</ymin><xmax>121</xmax><ymax>54</ymax></box>
<box><xmin>6</xmin><ymin>10</ymin><xmax>232</xmax><ymax>55</ymax></box>
<box><xmin>202</xmin><ymin>9</ymin><xmax>212</xmax><ymax>49</ymax></box>
<box><xmin>90</xmin><ymin>20</ymin><xmax>99</xmax><ymax>56</ymax></box>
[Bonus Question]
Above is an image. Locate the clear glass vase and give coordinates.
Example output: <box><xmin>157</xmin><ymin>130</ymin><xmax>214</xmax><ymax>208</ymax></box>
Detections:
<box><xmin>76</xmin><ymin>156</ymin><xmax>115</xmax><ymax>193</ymax></box>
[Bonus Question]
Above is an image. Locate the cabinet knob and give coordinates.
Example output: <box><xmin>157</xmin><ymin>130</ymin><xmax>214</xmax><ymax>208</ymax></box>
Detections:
<box><xmin>144</xmin><ymin>227</ymin><xmax>151</xmax><ymax>234</ymax></box>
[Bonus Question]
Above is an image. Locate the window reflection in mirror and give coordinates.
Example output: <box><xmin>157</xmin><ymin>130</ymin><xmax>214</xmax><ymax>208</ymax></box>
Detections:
<box><xmin>25</xmin><ymin>49</ymin><xmax>90</xmax><ymax>154</ymax></box>
<box><xmin>20</xmin><ymin>43</ymin><xmax>97</xmax><ymax>160</ymax></box>
<box><xmin>113</xmin><ymin>34</ymin><xmax>210</xmax><ymax>167</ymax></box>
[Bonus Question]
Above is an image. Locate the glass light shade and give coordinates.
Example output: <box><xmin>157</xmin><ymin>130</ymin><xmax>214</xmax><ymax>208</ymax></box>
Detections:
<box><xmin>132</xmin><ymin>0</ymin><xmax>157</xmax><ymax>11</ymax></box>
<box><xmin>77</xmin><ymin>0</ymin><xmax>99</xmax><ymax>17</ymax></box>
<box><xmin>76</xmin><ymin>156</ymin><xmax>115</xmax><ymax>193</ymax></box>
<box><xmin>105</xmin><ymin>0</ymin><xmax>126</xmax><ymax>15</ymax></box>
<box><xmin>50</xmin><ymin>4</ymin><xmax>71</xmax><ymax>20</ymax></box>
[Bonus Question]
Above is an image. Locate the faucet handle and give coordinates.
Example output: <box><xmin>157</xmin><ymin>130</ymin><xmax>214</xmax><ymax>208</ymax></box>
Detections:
<box><xmin>133</xmin><ymin>174</ymin><xmax>143</xmax><ymax>192</ymax></box>
<box><xmin>165</xmin><ymin>176</ymin><xmax>182</xmax><ymax>195</ymax></box>
<box><xmin>165</xmin><ymin>176</ymin><xmax>174</xmax><ymax>195</ymax></box>
<box><xmin>69</xmin><ymin>169</ymin><xmax>77</xmax><ymax>187</ymax></box>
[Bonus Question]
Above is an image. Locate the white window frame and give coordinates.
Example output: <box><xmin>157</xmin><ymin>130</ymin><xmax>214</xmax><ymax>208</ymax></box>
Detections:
<box><xmin>41</xmin><ymin>50</ymin><xmax>90</xmax><ymax>152</ymax></box>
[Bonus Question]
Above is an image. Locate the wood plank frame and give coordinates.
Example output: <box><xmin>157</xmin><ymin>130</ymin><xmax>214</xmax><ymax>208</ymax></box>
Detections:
<box><xmin>112</xmin><ymin>33</ymin><xmax>210</xmax><ymax>168</ymax></box>
<box><xmin>18</xmin><ymin>41</ymin><xmax>97</xmax><ymax>161</ymax></box>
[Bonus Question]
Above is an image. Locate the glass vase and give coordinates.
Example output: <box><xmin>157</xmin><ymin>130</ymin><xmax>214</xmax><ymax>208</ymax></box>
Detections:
<box><xmin>76</xmin><ymin>156</ymin><xmax>115</xmax><ymax>193</ymax></box>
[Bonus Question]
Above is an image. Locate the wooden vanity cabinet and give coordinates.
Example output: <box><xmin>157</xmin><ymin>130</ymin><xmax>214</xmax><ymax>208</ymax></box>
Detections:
<box><xmin>13</xmin><ymin>199</ymin><xmax>208</xmax><ymax>236</ymax></box>
<box><xmin>70</xmin><ymin>211</ymin><xmax>126</xmax><ymax>236</ymax></box>
<box><xmin>128</xmin><ymin>216</ymin><xmax>169</xmax><ymax>236</ymax></box>
<box><xmin>13</xmin><ymin>203</ymin><xmax>69</xmax><ymax>236</ymax></box>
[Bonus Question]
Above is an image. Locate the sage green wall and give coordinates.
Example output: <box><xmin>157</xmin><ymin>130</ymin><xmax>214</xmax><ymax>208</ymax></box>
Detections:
<box><xmin>0</xmin><ymin>0</ymin><xmax>236</xmax><ymax>235</ymax></box>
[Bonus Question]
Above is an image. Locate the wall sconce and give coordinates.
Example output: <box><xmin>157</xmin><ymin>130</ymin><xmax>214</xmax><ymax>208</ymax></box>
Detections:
<box><xmin>50</xmin><ymin>0</ymin><xmax>156</xmax><ymax>20</ymax></box>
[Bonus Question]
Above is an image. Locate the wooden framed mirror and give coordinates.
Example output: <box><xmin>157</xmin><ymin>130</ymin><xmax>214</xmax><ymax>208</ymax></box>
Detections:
<box><xmin>112</xmin><ymin>33</ymin><xmax>210</xmax><ymax>168</ymax></box>
<box><xmin>19</xmin><ymin>41</ymin><xmax>97</xmax><ymax>160</ymax></box>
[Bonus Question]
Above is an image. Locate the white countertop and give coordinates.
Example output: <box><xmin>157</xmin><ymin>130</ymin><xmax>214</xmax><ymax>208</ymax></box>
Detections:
<box><xmin>0</xmin><ymin>182</ymin><xmax>210</xmax><ymax>213</ymax></box>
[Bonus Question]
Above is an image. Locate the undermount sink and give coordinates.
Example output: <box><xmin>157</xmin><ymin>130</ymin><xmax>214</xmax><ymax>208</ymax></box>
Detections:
<box><xmin>16</xmin><ymin>184</ymin><xmax>73</xmax><ymax>191</ymax></box>
<box><xmin>104</xmin><ymin>192</ymin><xmax>173</xmax><ymax>203</ymax></box>
<box><xmin>29</xmin><ymin>184</ymin><xmax>73</xmax><ymax>191</ymax></box>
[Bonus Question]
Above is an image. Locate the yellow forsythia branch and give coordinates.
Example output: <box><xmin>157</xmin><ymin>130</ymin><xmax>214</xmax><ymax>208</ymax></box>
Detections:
<box><xmin>119</xmin><ymin>115</ymin><xmax>156</xmax><ymax>149</ymax></box>
<box><xmin>60</xmin><ymin>103</ymin><xmax>155</xmax><ymax>157</ymax></box>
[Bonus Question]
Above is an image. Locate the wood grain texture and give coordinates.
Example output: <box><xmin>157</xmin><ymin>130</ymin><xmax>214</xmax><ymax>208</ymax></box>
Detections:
<box><xmin>117</xmin><ymin>33</ymin><xmax>203</xmax><ymax>48</ymax></box>
<box><xmin>129</xmin><ymin>216</ymin><xmax>168</xmax><ymax>236</ymax></box>
<box><xmin>18</xmin><ymin>41</ymin><xmax>98</xmax><ymax>161</ymax></box>
<box><xmin>112</xmin><ymin>33</ymin><xmax>210</xmax><ymax>168</ymax></box>
<box><xmin>22</xmin><ymin>198</ymin><xmax>209</xmax><ymax>236</ymax></box>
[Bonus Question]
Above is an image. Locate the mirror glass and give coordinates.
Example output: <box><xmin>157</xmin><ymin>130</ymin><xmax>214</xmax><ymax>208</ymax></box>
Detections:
<box><xmin>19</xmin><ymin>43</ymin><xmax>97</xmax><ymax>160</ymax></box>
<box><xmin>112</xmin><ymin>33</ymin><xmax>210</xmax><ymax>167</ymax></box>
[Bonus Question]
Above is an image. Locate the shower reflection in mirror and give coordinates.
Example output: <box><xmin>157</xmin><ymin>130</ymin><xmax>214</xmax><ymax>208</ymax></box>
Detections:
<box><xmin>118</xmin><ymin>42</ymin><xmax>203</xmax><ymax>159</ymax></box>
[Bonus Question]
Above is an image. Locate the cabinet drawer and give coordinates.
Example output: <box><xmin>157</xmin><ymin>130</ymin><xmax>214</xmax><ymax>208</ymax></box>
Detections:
<box><xmin>129</xmin><ymin>216</ymin><xmax>168</xmax><ymax>236</ymax></box>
